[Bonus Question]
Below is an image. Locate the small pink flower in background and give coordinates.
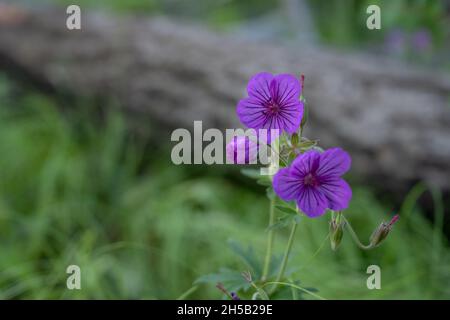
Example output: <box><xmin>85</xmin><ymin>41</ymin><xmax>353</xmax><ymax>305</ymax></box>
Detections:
<box><xmin>226</xmin><ymin>136</ymin><xmax>258</xmax><ymax>164</ymax></box>
<box><xmin>412</xmin><ymin>29</ymin><xmax>432</xmax><ymax>52</ymax></box>
<box><xmin>385</xmin><ymin>29</ymin><xmax>407</xmax><ymax>55</ymax></box>
<box><xmin>237</xmin><ymin>72</ymin><xmax>304</xmax><ymax>136</ymax></box>
<box><xmin>273</xmin><ymin>148</ymin><xmax>352</xmax><ymax>218</ymax></box>
<box><xmin>385</xmin><ymin>28</ymin><xmax>433</xmax><ymax>56</ymax></box>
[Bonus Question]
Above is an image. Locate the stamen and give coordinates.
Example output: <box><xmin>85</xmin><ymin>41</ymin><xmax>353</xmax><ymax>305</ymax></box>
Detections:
<box><xmin>264</xmin><ymin>99</ymin><xmax>281</xmax><ymax>115</ymax></box>
<box><xmin>304</xmin><ymin>173</ymin><xmax>319</xmax><ymax>187</ymax></box>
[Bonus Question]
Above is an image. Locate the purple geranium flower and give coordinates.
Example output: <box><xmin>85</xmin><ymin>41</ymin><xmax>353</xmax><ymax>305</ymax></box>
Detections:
<box><xmin>226</xmin><ymin>136</ymin><xmax>258</xmax><ymax>164</ymax></box>
<box><xmin>385</xmin><ymin>29</ymin><xmax>406</xmax><ymax>55</ymax></box>
<box><xmin>237</xmin><ymin>72</ymin><xmax>304</xmax><ymax>135</ymax></box>
<box><xmin>412</xmin><ymin>29</ymin><xmax>432</xmax><ymax>52</ymax></box>
<box><xmin>273</xmin><ymin>148</ymin><xmax>352</xmax><ymax>218</ymax></box>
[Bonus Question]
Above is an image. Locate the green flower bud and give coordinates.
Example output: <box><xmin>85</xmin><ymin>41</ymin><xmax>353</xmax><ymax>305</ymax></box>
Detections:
<box><xmin>300</xmin><ymin>103</ymin><xmax>308</xmax><ymax>128</ymax></box>
<box><xmin>330</xmin><ymin>213</ymin><xmax>345</xmax><ymax>251</ymax></box>
<box><xmin>291</xmin><ymin>133</ymin><xmax>299</xmax><ymax>147</ymax></box>
<box><xmin>370</xmin><ymin>215</ymin><xmax>399</xmax><ymax>247</ymax></box>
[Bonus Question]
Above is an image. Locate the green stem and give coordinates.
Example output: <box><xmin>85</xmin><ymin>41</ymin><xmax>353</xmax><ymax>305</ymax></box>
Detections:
<box><xmin>263</xmin><ymin>281</ymin><xmax>326</xmax><ymax>300</ymax></box>
<box><xmin>270</xmin><ymin>221</ymin><xmax>298</xmax><ymax>294</ymax></box>
<box><xmin>176</xmin><ymin>285</ymin><xmax>198</xmax><ymax>300</ymax></box>
<box><xmin>261</xmin><ymin>197</ymin><xmax>276</xmax><ymax>281</ymax></box>
<box><xmin>342</xmin><ymin>216</ymin><xmax>375</xmax><ymax>250</ymax></box>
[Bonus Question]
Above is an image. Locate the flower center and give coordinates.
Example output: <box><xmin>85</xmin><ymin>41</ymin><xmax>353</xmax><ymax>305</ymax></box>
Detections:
<box><xmin>265</xmin><ymin>100</ymin><xmax>280</xmax><ymax>115</ymax></box>
<box><xmin>304</xmin><ymin>173</ymin><xmax>319</xmax><ymax>187</ymax></box>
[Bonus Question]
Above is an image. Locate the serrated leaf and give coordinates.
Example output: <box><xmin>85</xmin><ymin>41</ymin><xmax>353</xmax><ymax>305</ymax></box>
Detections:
<box><xmin>267</xmin><ymin>212</ymin><xmax>301</xmax><ymax>231</ymax></box>
<box><xmin>267</xmin><ymin>215</ymin><xmax>292</xmax><ymax>231</ymax></box>
<box><xmin>228</xmin><ymin>240</ymin><xmax>262</xmax><ymax>278</ymax></box>
<box><xmin>194</xmin><ymin>268</ymin><xmax>250</xmax><ymax>293</ymax></box>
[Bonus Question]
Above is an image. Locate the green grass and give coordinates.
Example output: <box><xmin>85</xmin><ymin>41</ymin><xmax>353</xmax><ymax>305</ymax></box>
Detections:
<box><xmin>0</xmin><ymin>77</ymin><xmax>449</xmax><ymax>299</ymax></box>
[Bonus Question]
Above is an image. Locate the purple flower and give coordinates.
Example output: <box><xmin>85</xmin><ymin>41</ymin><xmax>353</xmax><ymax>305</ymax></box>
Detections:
<box><xmin>226</xmin><ymin>136</ymin><xmax>258</xmax><ymax>164</ymax></box>
<box><xmin>237</xmin><ymin>72</ymin><xmax>304</xmax><ymax>135</ymax></box>
<box><xmin>273</xmin><ymin>148</ymin><xmax>352</xmax><ymax>218</ymax></box>
<box><xmin>412</xmin><ymin>29</ymin><xmax>432</xmax><ymax>52</ymax></box>
<box><xmin>230</xmin><ymin>292</ymin><xmax>240</xmax><ymax>300</ymax></box>
<box><xmin>385</xmin><ymin>29</ymin><xmax>406</xmax><ymax>55</ymax></box>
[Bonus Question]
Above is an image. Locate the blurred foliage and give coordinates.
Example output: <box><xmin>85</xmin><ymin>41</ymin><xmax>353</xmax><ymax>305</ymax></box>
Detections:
<box><xmin>0</xmin><ymin>74</ymin><xmax>449</xmax><ymax>299</ymax></box>
<box><xmin>51</xmin><ymin>0</ymin><xmax>278</xmax><ymax>28</ymax></box>
<box><xmin>52</xmin><ymin>0</ymin><xmax>157</xmax><ymax>13</ymax></box>
<box><xmin>45</xmin><ymin>0</ymin><xmax>450</xmax><ymax>68</ymax></box>
<box><xmin>48</xmin><ymin>0</ymin><xmax>449</xmax><ymax>42</ymax></box>
<box><xmin>3</xmin><ymin>0</ymin><xmax>450</xmax><ymax>300</ymax></box>
<box><xmin>307</xmin><ymin>0</ymin><xmax>447</xmax><ymax>46</ymax></box>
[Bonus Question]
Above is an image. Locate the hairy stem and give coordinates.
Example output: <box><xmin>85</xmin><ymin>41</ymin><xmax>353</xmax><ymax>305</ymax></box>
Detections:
<box><xmin>270</xmin><ymin>221</ymin><xmax>298</xmax><ymax>295</ymax></box>
<box><xmin>261</xmin><ymin>197</ymin><xmax>276</xmax><ymax>281</ymax></box>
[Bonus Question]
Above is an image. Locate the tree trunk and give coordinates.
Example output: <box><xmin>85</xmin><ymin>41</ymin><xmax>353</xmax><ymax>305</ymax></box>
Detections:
<box><xmin>1</xmin><ymin>5</ymin><xmax>450</xmax><ymax>192</ymax></box>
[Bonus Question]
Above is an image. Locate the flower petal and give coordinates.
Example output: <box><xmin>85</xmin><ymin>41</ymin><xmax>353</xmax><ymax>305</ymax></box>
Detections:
<box><xmin>226</xmin><ymin>136</ymin><xmax>259</xmax><ymax>164</ymax></box>
<box><xmin>317</xmin><ymin>148</ymin><xmax>351</xmax><ymax>178</ymax></box>
<box><xmin>236</xmin><ymin>97</ymin><xmax>267</xmax><ymax>129</ymax></box>
<box><xmin>270</xmin><ymin>74</ymin><xmax>301</xmax><ymax>105</ymax></box>
<box><xmin>246</xmin><ymin>72</ymin><xmax>273</xmax><ymax>103</ymax></box>
<box><xmin>296</xmin><ymin>187</ymin><xmax>328</xmax><ymax>218</ymax></box>
<box><xmin>290</xmin><ymin>150</ymin><xmax>320</xmax><ymax>178</ymax></box>
<box><xmin>273</xmin><ymin>167</ymin><xmax>302</xmax><ymax>201</ymax></box>
<box><xmin>319</xmin><ymin>178</ymin><xmax>352</xmax><ymax>211</ymax></box>
<box><xmin>256</xmin><ymin>128</ymin><xmax>281</xmax><ymax>145</ymax></box>
<box><xmin>277</xmin><ymin>100</ymin><xmax>303</xmax><ymax>134</ymax></box>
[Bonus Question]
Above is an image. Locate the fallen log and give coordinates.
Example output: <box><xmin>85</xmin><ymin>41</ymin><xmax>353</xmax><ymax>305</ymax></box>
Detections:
<box><xmin>1</xmin><ymin>5</ymin><xmax>450</xmax><ymax>193</ymax></box>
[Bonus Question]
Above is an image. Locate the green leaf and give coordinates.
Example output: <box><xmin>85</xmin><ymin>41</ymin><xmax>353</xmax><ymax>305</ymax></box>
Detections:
<box><xmin>266</xmin><ymin>187</ymin><xmax>275</xmax><ymax>200</ymax></box>
<box><xmin>194</xmin><ymin>268</ymin><xmax>250</xmax><ymax>293</ymax></box>
<box><xmin>275</xmin><ymin>205</ymin><xmax>298</xmax><ymax>215</ymax></box>
<box><xmin>299</xmin><ymin>139</ymin><xmax>318</xmax><ymax>149</ymax></box>
<box><xmin>256</xmin><ymin>178</ymin><xmax>271</xmax><ymax>186</ymax></box>
<box><xmin>240</xmin><ymin>168</ymin><xmax>262</xmax><ymax>180</ymax></box>
<box><xmin>267</xmin><ymin>215</ymin><xmax>292</xmax><ymax>231</ymax></box>
<box><xmin>291</xmin><ymin>133</ymin><xmax>299</xmax><ymax>146</ymax></box>
<box><xmin>267</xmin><ymin>211</ymin><xmax>301</xmax><ymax>231</ymax></box>
<box><xmin>228</xmin><ymin>240</ymin><xmax>262</xmax><ymax>278</ymax></box>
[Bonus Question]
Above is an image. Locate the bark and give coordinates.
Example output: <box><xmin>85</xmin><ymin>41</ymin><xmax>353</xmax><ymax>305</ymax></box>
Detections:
<box><xmin>1</xmin><ymin>5</ymin><xmax>450</xmax><ymax>191</ymax></box>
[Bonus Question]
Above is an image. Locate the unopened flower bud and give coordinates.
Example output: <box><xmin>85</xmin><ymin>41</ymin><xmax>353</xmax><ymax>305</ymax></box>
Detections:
<box><xmin>230</xmin><ymin>292</ymin><xmax>240</xmax><ymax>300</ymax></box>
<box><xmin>370</xmin><ymin>214</ymin><xmax>399</xmax><ymax>247</ymax></box>
<box><xmin>291</xmin><ymin>133</ymin><xmax>299</xmax><ymax>147</ymax></box>
<box><xmin>226</xmin><ymin>136</ymin><xmax>258</xmax><ymax>164</ymax></box>
<box><xmin>241</xmin><ymin>271</ymin><xmax>252</xmax><ymax>283</ymax></box>
<box><xmin>330</xmin><ymin>215</ymin><xmax>345</xmax><ymax>251</ymax></box>
<box><xmin>216</xmin><ymin>282</ymin><xmax>234</xmax><ymax>300</ymax></box>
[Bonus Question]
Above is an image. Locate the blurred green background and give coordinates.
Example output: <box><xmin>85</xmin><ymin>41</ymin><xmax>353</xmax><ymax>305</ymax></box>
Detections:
<box><xmin>0</xmin><ymin>0</ymin><xmax>450</xmax><ymax>299</ymax></box>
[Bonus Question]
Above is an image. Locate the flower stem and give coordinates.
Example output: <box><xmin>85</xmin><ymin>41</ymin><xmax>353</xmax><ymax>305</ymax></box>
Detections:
<box><xmin>270</xmin><ymin>221</ymin><xmax>298</xmax><ymax>295</ymax></box>
<box><xmin>176</xmin><ymin>285</ymin><xmax>198</xmax><ymax>300</ymax></box>
<box><xmin>261</xmin><ymin>197</ymin><xmax>276</xmax><ymax>281</ymax></box>
<box><xmin>342</xmin><ymin>216</ymin><xmax>375</xmax><ymax>250</ymax></box>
